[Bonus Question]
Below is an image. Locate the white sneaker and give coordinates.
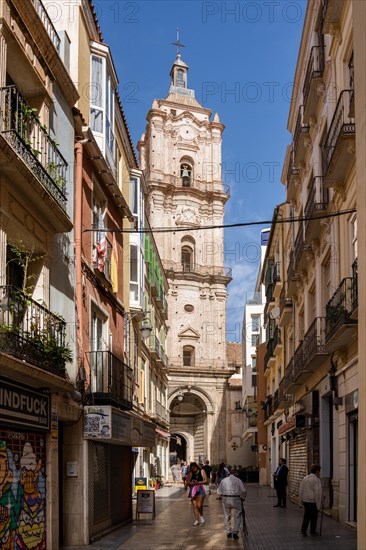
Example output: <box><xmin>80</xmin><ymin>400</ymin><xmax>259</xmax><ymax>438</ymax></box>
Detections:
<box><xmin>200</xmin><ymin>516</ymin><xmax>205</xmax><ymax>524</ymax></box>
<box><xmin>193</xmin><ymin>520</ymin><xmax>199</xmax><ymax>526</ymax></box>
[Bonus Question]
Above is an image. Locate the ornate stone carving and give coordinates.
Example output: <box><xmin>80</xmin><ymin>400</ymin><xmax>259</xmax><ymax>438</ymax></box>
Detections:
<box><xmin>175</xmin><ymin>207</ymin><xmax>200</xmax><ymax>227</ymax></box>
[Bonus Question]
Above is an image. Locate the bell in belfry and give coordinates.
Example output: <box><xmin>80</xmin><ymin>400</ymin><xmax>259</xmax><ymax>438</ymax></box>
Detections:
<box><xmin>181</xmin><ymin>165</ymin><xmax>191</xmax><ymax>187</ymax></box>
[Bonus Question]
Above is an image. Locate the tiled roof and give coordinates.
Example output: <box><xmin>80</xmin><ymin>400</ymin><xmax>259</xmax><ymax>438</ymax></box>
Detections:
<box><xmin>226</xmin><ymin>342</ymin><xmax>242</xmax><ymax>367</ymax></box>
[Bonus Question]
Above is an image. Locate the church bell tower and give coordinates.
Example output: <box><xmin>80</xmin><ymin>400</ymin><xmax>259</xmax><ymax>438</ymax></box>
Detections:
<box><xmin>138</xmin><ymin>49</ymin><xmax>233</xmax><ymax>463</ymax></box>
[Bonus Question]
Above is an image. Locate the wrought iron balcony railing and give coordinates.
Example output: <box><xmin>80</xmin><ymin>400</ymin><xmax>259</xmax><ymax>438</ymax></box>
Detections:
<box><xmin>0</xmin><ymin>285</ymin><xmax>68</xmax><ymax>377</ymax></box>
<box><xmin>274</xmin><ymin>327</ymin><xmax>282</xmax><ymax>349</ymax></box>
<box><xmin>85</xmin><ymin>351</ymin><xmax>133</xmax><ymax>409</ymax></box>
<box><xmin>322</xmin><ymin>90</ymin><xmax>355</xmax><ymax>178</ymax></box>
<box><xmin>352</xmin><ymin>258</ymin><xmax>358</xmax><ymax>310</ymax></box>
<box><xmin>304</xmin><ymin>177</ymin><xmax>329</xmax><ymax>225</ymax></box>
<box><xmin>293</xmin><ymin>105</ymin><xmax>310</xmax><ymax>157</ymax></box>
<box><xmin>302</xmin><ymin>317</ymin><xmax>327</xmax><ymax>366</ymax></box>
<box><xmin>0</xmin><ymin>86</ymin><xmax>68</xmax><ymax>211</ymax></box>
<box><xmin>165</xmin><ymin>260</ymin><xmax>232</xmax><ymax>278</ymax></box>
<box><xmin>279</xmin><ymin>285</ymin><xmax>292</xmax><ymax>315</ymax></box>
<box><xmin>303</xmin><ymin>46</ymin><xmax>324</xmax><ymax>110</ymax></box>
<box><xmin>31</xmin><ymin>0</ymin><xmax>61</xmax><ymax>52</ymax></box>
<box><xmin>325</xmin><ymin>277</ymin><xmax>357</xmax><ymax>341</ymax></box>
<box><xmin>273</xmin><ymin>262</ymin><xmax>281</xmax><ymax>285</ymax></box>
<box><xmin>92</xmin><ymin>237</ymin><xmax>112</xmax><ymax>283</ymax></box>
<box><xmin>286</xmin><ymin>149</ymin><xmax>300</xmax><ymax>184</ymax></box>
<box><xmin>292</xmin><ymin>341</ymin><xmax>304</xmax><ymax>381</ymax></box>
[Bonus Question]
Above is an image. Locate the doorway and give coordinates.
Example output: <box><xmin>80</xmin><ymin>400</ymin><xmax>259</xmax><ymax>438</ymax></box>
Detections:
<box><xmin>348</xmin><ymin>413</ymin><xmax>358</xmax><ymax>522</ymax></box>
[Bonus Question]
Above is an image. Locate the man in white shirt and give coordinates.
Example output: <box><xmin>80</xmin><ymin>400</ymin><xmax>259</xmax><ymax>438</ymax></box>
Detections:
<box><xmin>299</xmin><ymin>464</ymin><xmax>322</xmax><ymax>536</ymax></box>
<box><xmin>217</xmin><ymin>469</ymin><xmax>247</xmax><ymax>540</ymax></box>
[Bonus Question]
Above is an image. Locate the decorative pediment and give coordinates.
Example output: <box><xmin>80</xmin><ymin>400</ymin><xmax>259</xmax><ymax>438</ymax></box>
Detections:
<box><xmin>178</xmin><ymin>326</ymin><xmax>200</xmax><ymax>340</ymax></box>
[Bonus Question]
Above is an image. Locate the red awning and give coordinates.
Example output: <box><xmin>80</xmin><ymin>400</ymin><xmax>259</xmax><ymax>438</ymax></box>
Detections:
<box><xmin>155</xmin><ymin>428</ymin><xmax>171</xmax><ymax>439</ymax></box>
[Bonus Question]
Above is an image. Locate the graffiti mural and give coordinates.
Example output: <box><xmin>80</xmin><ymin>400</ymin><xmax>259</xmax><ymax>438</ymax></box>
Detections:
<box><xmin>0</xmin><ymin>431</ymin><xmax>46</xmax><ymax>550</ymax></box>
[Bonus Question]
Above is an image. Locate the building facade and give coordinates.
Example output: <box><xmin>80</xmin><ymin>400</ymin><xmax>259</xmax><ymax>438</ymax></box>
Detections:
<box><xmin>138</xmin><ymin>53</ymin><xmax>234</xmax><ymax>464</ymax></box>
<box><xmin>0</xmin><ymin>0</ymin><xmax>79</xmax><ymax>548</ymax></box>
<box><xmin>260</xmin><ymin>0</ymin><xmax>360</xmax><ymax>537</ymax></box>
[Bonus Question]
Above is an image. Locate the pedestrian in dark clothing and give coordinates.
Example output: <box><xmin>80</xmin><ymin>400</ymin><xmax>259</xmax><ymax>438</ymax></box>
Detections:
<box><xmin>202</xmin><ymin>460</ymin><xmax>212</xmax><ymax>482</ymax></box>
<box><xmin>273</xmin><ymin>458</ymin><xmax>288</xmax><ymax>508</ymax></box>
<box><xmin>299</xmin><ymin>464</ymin><xmax>322</xmax><ymax>536</ymax></box>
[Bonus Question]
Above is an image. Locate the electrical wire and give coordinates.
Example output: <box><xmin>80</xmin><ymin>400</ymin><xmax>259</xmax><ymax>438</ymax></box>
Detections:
<box><xmin>82</xmin><ymin>208</ymin><xmax>356</xmax><ymax>235</ymax></box>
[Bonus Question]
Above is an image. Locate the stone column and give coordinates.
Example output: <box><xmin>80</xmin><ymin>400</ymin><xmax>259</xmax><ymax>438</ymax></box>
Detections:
<box><xmin>0</xmin><ymin>31</ymin><xmax>7</xmax><ymax>87</ymax></box>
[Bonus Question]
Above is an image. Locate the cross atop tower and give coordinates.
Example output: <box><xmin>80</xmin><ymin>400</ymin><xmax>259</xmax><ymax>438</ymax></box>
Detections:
<box><xmin>172</xmin><ymin>27</ymin><xmax>185</xmax><ymax>55</ymax></box>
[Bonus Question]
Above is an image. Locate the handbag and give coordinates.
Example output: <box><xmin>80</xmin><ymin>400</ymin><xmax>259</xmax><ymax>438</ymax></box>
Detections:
<box><xmin>204</xmin><ymin>484</ymin><xmax>211</xmax><ymax>496</ymax></box>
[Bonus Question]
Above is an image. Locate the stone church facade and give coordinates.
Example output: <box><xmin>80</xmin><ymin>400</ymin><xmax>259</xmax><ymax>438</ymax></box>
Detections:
<box><xmin>138</xmin><ymin>54</ymin><xmax>234</xmax><ymax>463</ymax></box>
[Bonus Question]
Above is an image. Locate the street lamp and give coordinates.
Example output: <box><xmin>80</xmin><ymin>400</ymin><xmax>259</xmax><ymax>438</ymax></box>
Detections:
<box><xmin>123</xmin><ymin>311</ymin><xmax>152</xmax><ymax>340</ymax></box>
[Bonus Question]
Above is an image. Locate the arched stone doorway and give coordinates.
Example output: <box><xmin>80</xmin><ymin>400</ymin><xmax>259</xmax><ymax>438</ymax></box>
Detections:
<box><xmin>169</xmin><ymin>433</ymin><xmax>187</xmax><ymax>465</ymax></box>
<box><xmin>169</xmin><ymin>388</ymin><xmax>214</xmax><ymax>464</ymax></box>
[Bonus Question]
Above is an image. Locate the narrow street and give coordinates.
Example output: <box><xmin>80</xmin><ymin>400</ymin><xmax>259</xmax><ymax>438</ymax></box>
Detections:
<box><xmin>63</xmin><ymin>483</ymin><xmax>357</xmax><ymax>550</ymax></box>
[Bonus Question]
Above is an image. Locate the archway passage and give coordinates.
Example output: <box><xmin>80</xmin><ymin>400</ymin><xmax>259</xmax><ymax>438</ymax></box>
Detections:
<box><xmin>169</xmin><ymin>391</ymin><xmax>208</xmax><ymax>464</ymax></box>
<box><xmin>169</xmin><ymin>433</ymin><xmax>187</xmax><ymax>465</ymax></box>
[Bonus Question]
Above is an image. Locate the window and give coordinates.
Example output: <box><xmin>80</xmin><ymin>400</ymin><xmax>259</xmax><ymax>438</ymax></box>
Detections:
<box><xmin>251</xmin><ymin>334</ymin><xmax>258</xmax><ymax>347</ymax></box>
<box><xmin>130</xmin><ymin>244</ymin><xmax>138</xmax><ymax>302</ymax></box>
<box><xmin>90</xmin><ymin>309</ymin><xmax>107</xmax><ymax>393</ymax></box>
<box><xmin>6</xmin><ymin>245</ymin><xmax>24</xmax><ymax>289</ymax></box>
<box><xmin>251</xmin><ymin>356</ymin><xmax>257</xmax><ymax>372</ymax></box>
<box><xmin>183</xmin><ymin>346</ymin><xmax>195</xmax><ymax>367</ymax></box>
<box><xmin>90</xmin><ymin>55</ymin><xmax>103</xmax><ymax>134</ymax></box>
<box><xmin>177</xmin><ymin>69</ymin><xmax>184</xmax><ymax>87</ymax></box>
<box><xmin>251</xmin><ymin>314</ymin><xmax>260</xmax><ymax>332</ymax></box>
<box><xmin>181</xmin><ymin>246</ymin><xmax>193</xmax><ymax>271</ymax></box>
<box><xmin>90</xmin><ymin>54</ymin><xmax>115</xmax><ymax>166</ymax></box>
<box><xmin>181</xmin><ymin>163</ymin><xmax>192</xmax><ymax>187</ymax></box>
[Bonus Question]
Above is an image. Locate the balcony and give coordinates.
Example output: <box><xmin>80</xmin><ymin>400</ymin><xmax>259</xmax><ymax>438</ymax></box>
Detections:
<box><xmin>30</xmin><ymin>0</ymin><xmax>61</xmax><ymax>52</ymax></box>
<box><xmin>0</xmin><ymin>86</ymin><xmax>71</xmax><ymax>231</ymax></box>
<box><xmin>84</xmin><ymin>351</ymin><xmax>133</xmax><ymax>410</ymax></box>
<box><xmin>293</xmin><ymin>226</ymin><xmax>312</xmax><ymax>272</ymax></box>
<box><xmin>150</xmin><ymin>336</ymin><xmax>160</xmax><ymax>360</ymax></box>
<box><xmin>322</xmin><ymin>0</ymin><xmax>344</xmax><ymax>34</ymax></box>
<box><xmin>304</xmin><ymin>177</ymin><xmax>329</xmax><ymax>240</ymax></box>
<box><xmin>273</xmin><ymin>327</ymin><xmax>282</xmax><ymax>355</ymax></box>
<box><xmin>286</xmin><ymin>150</ymin><xmax>301</xmax><ymax>203</ymax></box>
<box><xmin>0</xmin><ymin>285</ymin><xmax>68</xmax><ymax>377</ymax></box>
<box><xmin>287</xmin><ymin>253</ymin><xmax>300</xmax><ymax>296</ymax></box>
<box><xmin>156</xmin><ymin>401</ymin><xmax>169</xmax><ymax>423</ymax></box>
<box><xmin>302</xmin><ymin>317</ymin><xmax>328</xmax><ymax>373</ymax></box>
<box><xmin>149</xmin><ymin>271</ymin><xmax>159</xmax><ymax>296</ymax></box>
<box><xmin>284</xmin><ymin>348</ymin><xmax>303</xmax><ymax>394</ymax></box>
<box><xmin>277</xmin><ymin>377</ymin><xmax>293</xmax><ymax>408</ymax></box>
<box><xmin>325</xmin><ymin>277</ymin><xmax>357</xmax><ymax>349</ymax></box>
<box><xmin>265</xmin><ymin>259</ymin><xmax>274</xmax><ymax>302</ymax></box>
<box><xmin>279</xmin><ymin>285</ymin><xmax>292</xmax><ymax>326</ymax></box>
<box><xmin>165</xmin><ymin>260</ymin><xmax>232</xmax><ymax>282</ymax></box>
<box><xmin>293</xmin><ymin>105</ymin><xmax>310</xmax><ymax>163</ymax></box>
<box><xmin>273</xmin><ymin>261</ymin><xmax>282</xmax><ymax>298</ymax></box>
<box><xmin>322</xmin><ymin>90</ymin><xmax>355</xmax><ymax>187</ymax></box>
<box><xmin>92</xmin><ymin>238</ymin><xmax>113</xmax><ymax>283</ymax></box>
<box><xmin>351</xmin><ymin>259</ymin><xmax>358</xmax><ymax>319</ymax></box>
<box><xmin>264</xmin><ymin>338</ymin><xmax>275</xmax><ymax>371</ymax></box>
<box><xmin>303</xmin><ymin>46</ymin><xmax>324</xmax><ymax>122</ymax></box>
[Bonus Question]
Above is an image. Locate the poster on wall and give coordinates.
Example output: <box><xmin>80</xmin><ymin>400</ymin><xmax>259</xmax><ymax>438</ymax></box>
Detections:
<box><xmin>84</xmin><ymin>406</ymin><xmax>112</xmax><ymax>439</ymax></box>
<box><xmin>0</xmin><ymin>429</ymin><xmax>46</xmax><ymax>549</ymax></box>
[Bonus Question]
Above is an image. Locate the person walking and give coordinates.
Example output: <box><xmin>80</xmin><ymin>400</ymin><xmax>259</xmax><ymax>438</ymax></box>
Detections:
<box><xmin>181</xmin><ymin>460</ymin><xmax>188</xmax><ymax>487</ymax></box>
<box><xmin>215</xmin><ymin>462</ymin><xmax>229</xmax><ymax>498</ymax></box>
<box><xmin>299</xmin><ymin>464</ymin><xmax>323</xmax><ymax>537</ymax></box>
<box><xmin>272</xmin><ymin>457</ymin><xmax>289</xmax><ymax>508</ymax></box>
<box><xmin>202</xmin><ymin>460</ymin><xmax>212</xmax><ymax>485</ymax></box>
<box><xmin>217</xmin><ymin>468</ymin><xmax>247</xmax><ymax>540</ymax></box>
<box><xmin>171</xmin><ymin>463</ymin><xmax>181</xmax><ymax>483</ymax></box>
<box><xmin>185</xmin><ymin>462</ymin><xmax>208</xmax><ymax>525</ymax></box>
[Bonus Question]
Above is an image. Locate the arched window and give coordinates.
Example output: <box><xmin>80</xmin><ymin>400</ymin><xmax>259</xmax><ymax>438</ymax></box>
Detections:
<box><xmin>180</xmin><ymin>163</ymin><xmax>192</xmax><ymax>187</ymax></box>
<box><xmin>183</xmin><ymin>346</ymin><xmax>195</xmax><ymax>367</ymax></box>
<box><xmin>177</xmin><ymin>69</ymin><xmax>185</xmax><ymax>87</ymax></box>
<box><xmin>181</xmin><ymin>246</ymin><xmax>193</xmax><ymax>271</ymax></box>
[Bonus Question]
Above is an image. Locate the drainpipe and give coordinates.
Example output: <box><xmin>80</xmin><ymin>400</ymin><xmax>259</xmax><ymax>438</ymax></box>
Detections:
<box><xmin>74</xmin><ymin>140</ymin><xmax>87</xmax><ymax>387</ymax></box>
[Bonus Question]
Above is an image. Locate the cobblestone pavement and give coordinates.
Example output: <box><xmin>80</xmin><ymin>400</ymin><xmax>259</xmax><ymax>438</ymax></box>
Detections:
<box><xmin>62</xmin><ymin>483</ymin><xmax>357</xmax><ymax>550</ymax></box>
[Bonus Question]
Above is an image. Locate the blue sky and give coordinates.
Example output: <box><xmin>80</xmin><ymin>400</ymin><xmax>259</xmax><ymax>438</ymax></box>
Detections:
<box><xmin>98</xmin><ymin>0</ymin><xmax>305</xmax><ymax>340</ymax></box>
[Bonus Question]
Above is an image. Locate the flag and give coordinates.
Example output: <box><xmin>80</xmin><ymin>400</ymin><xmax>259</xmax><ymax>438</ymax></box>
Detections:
<box><xmin>111</xmin><ymin>233</ymin><xmax>118</xmax><ymax>293</ymax></box>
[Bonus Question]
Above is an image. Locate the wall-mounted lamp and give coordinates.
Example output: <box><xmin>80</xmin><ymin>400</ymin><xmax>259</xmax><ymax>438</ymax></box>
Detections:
<box><xmin>177</xmin><ymin>390</ymin><xmax>184</xmax><ymax>402</ymax></box>
<box><xmin>124</xmin><ymin>311</ymin><xmax>152</xmax><ymax>340</ymax></box>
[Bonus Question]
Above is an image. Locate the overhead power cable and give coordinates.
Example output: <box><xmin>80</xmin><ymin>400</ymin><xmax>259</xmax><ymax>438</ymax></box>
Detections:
<box><xmin>83</xmin><ymin>208</ymin><xmax>357</xmax><ymax>235</ymax></box>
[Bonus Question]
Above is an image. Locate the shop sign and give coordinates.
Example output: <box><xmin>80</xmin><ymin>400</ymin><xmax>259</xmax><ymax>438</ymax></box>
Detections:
<box><xmin>345</xmin><ymin>389</ymin><xmax>359</xmax><ymax>413</ymax></box>
<box><xmin>84</xmin><ymin>406</ymin><xmax>131</xmax><ymax>443</ymax></box>
<box><xmin>134</xmin><ymin>477</ymin><xmax>147</xmax><ymax>492</ymax></box>
<box><xmin>131</xmin><ymin>418</ymin><xmax>156</xmax><ymax>447</ymax></box>
<box><xmin>0</xmin><ymin>377</ymin><xmax>50</xmax><ymax>431</ymax></box>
